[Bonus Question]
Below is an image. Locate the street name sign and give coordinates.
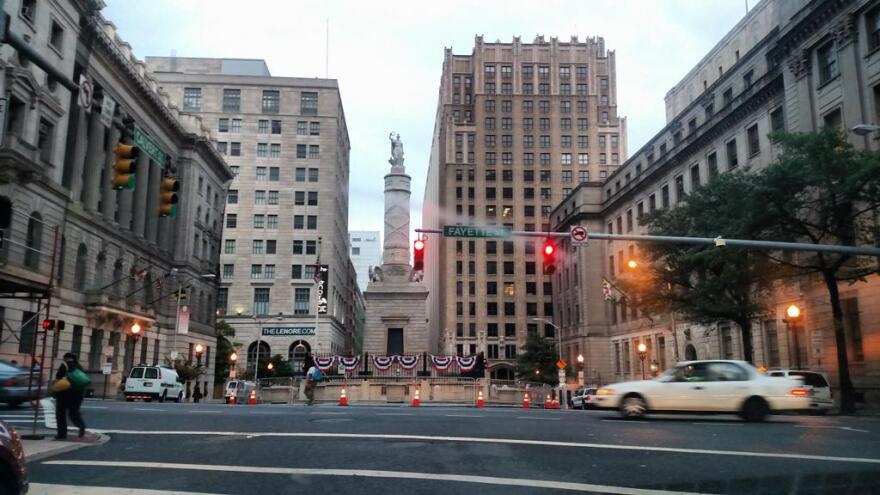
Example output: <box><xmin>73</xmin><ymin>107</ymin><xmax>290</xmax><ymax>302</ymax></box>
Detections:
<box><xmin>134</xmin><ymin>126</ymin><xmax>168</xmax><ymax>165</ymax></box>
<box><xmin>443</xmin><ymin>225</ymin><xmax>511</xmax><ymax>238</ymax></box>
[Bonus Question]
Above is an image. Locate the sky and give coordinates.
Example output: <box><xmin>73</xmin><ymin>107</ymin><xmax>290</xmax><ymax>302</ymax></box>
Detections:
<box><xmin>104</xmin><ymin>0</ymin><xmax>751</xmax><ymax>242</ymax></box>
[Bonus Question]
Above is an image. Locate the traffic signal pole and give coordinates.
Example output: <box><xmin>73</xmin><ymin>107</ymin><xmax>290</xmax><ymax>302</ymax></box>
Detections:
<box><xmin>415</xmin><ymin>228</ymin><xmax>880</xmax><ymax>257</ymax></box>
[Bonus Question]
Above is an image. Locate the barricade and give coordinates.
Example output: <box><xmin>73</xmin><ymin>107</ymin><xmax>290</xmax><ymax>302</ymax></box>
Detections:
<box><xmin>311</xmin><ymin>376</ymin><xmax>478</xmax><ymax>404</ymax></box>
<box><xmin>257</xmin><ymin>377</ymin><xmax>296</xmax><ymax>404</ymax></box>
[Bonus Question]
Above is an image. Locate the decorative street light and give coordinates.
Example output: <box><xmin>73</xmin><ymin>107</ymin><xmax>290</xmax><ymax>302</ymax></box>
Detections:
<box><xmin>784</xmin><ymin>304</ymin><xmax>803</xmax><ymax>369</ymax></box>
<box><xmin>626</xmin><ymin>259</ymin><xmax>639</xmax><ymax>270</ymax></box>
<box><xmin>650</xmin><ymin>360</ymin><xmax>659</xmax><ymax>377</ymax></box>
<box><xmin>576</xmin><ymin>354</ymin><xmax>585</xmax><ymax>386</ymax></box>
<box><xmin>195</xmin><ymin>344</ymin><xmax>204</xmax><ymax>366</ymax></box>
<box><xmin>229</xmin><ymin>352</ymin><xmax>238</xmax><ymax>380</ymax></box>
<box><xmin>637</xmin><ymin>342</ymin><xmax>648</xmax><ymax>380</ymax></box>
<box><xmin>267</xmin><ymin>362</ymin><xmax>274</xmax><ymax>371</ymax></box>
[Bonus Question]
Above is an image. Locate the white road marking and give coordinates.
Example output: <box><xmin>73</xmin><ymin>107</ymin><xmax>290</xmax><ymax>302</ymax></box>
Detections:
<box><xmin>376</xmin><ymin>413</ymin><xmax>415</xmax><ymax>416</ymax></box>
<box><xmin>187</xmin><ymin>410</ymin><xmax>222</xmax><ymax>414</ymax></box>
<box><xmin>602</xmin><ymin>419</ymin><xmax>649</xmax><ymax>424</ymax></box>
<box><xmin>310</xmin><ymin>412</ymin><xmax>347</xmax><ymax>415</ymax></box>
<box><xmin>0</xmin><ymin>419</ymin><xmax>42</xmax><ymax>423</ymax></box>
<box><xmin>28</xmin><ymin>483</ymin><xmax>219</xmax><ymax>495</ymax></box>
<box><xmin>445</xmin><ymin>414</ymin><xmax>485</xmax><ymax>418</ymax></box>
<box><xmin>134</xmin><ymin>408</ymin><xmax>164</xmax><ymax>412</ymax></box>
<box><xmin>39</xmin><ymin>460</ymin><xmax>712</xmax><ymax>495</ymax></box>
<box><xmin>795</xmin><ymin>425</ymin><xmax>870</xmax><ymax>433</ymax></box>
<box><xmin>517</xmin><ymin>416</ymin><xmax>561</xmax><ymax>421</ymax></box>
<box><xmin>88</xmin><ymin>429</ymin><xmax>880</xmax><ymax>465</ymax></box>
<box><xmin>691</xmin><ymin>422</ymin><xmax>743</xmax><ymax>426</ymax></box>
<box><xmin>80</xmin><ymin>406</ymin><xmax>108</xmax><ymax>409</ymax></box>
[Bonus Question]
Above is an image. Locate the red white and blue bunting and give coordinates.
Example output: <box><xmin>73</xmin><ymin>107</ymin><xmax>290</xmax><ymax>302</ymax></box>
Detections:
<box><xmin>456</xmin><ymin>356</ymin><xmax>477</xmax><ymax>372</ymax></box>
<box><xmin>339</xmin><ymin>356</ymin><xmax>360</xmax><ymax>372</ymax></box>
<box><xmin>315</xmin><ymin>356</ymin><xmax>336</xmax><ymax>371</ymax></box>
<box><xmin>397</xmin><ymin>355</ymin><xmax>420</xmax><ymax>370</ymax></box>
<box><xmin>372</xmin><ymin>355</ymin><xmax>395</xmax><ymax>371</ymax></box>
<box><xmin>430</xmin><ymin>355</ymin><xmax>454</xmax><ymax>371</ymax></box>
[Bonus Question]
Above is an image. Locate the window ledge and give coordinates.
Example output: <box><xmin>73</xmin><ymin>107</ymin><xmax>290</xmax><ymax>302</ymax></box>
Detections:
<box><xmin>816</xmin><ymin>74</ymin><xmax>840</xmax><ymax>92</ymax></box>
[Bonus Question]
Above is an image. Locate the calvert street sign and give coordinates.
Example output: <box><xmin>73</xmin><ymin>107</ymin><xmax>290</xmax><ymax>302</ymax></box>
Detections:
<box><xmin>134</xmin><ymin>126</ymin><xmax>167</xmax><ymax>165</ymax></box>
<box><xmin>443</xmin><ymin>225</ymin><xmax>511</xmax><ymax>238</ymax></box>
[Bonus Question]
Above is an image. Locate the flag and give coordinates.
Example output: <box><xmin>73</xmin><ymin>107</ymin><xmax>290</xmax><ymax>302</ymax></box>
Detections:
<box><xmin>602</xmin><ymin>279</ymin><xmax>615</xmax><ymax>301</ymax></box>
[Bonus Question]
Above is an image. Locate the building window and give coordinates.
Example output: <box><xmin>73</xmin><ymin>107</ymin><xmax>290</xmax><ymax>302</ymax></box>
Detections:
<box><xmin>690</xmin><ymin>164</ymin><xmax>701</xmax><ymax>189</ymax></box>
<box><xmin>485</xmin><ymin>100</ymin><xmax>495</xmax><ymax>112</ymax></box>
<box><xmin>675</xmin><ymin>175</ymin><xmax>685</xmax><ymax>203</ymax></box>
<box><xmin>294</xmin><ymin>288</ymin><xmax>310</xmax><ymax>315</ymax></box>
<box><xmin>309</xmin><ymin>145</ymin><xmax>319</xmax><ymax>158</ymax></box>
<box><xmin>661</xmin><ymin>185</ymin><xmax>670</xmax><ymax>209</ymax></box>
<box><xmin>223</xmin><ymin>89</ymin><xmax>241</xmax><ymax>112</ymax></box>
<box><xmin>257</xmin><ymin>143</ymin><xmax>268</xmax><ymax>157</ymax></box>
<box><xmin>823</xmin><ymin>108</ymin><xmax>843</xmax><ymax>130</ymax></box>
<box><xmin>726</xmin><ymin>139</ymin><xmax>738</xmax><ymax>169</ymax></box>
<box><xmin>183</xmin><ymin>88</ymin><xmax>201</xmax><ymax>111</ymax></box>
<box><xmin>770</xmin><ymin>107</ymin><xmax>785</xmax><ymax>133</ymax></box>
<box><xmin>270</xmin><ymin>144</ymin><xmax>281</xmax><ymax>158</ymax></box>
<box><xmin>230</xmin><ymin>142</ymin><xmax>241</xmax><ymax>156</ymax></box>
<box><xmin>37</xmin><ymin>119</ymin><xmax>54</xmax><ymax>163</ymax></box>
<box><xmin>268</xmin><ymin>190</ymin><xmax>279</xmax><ymax>204</ymax></box>
<box><xmin>262</xmin><ymin>90</ymin><xmax>280</xmax><ymax>113</ymax></box>
<box><xmin>218</xmin><ymin>118</ymin><xmax>229</xmax><ymax>132</ymax></box>
<box><xmin>747</xmin><ymin>123</ymin><xmax>760</xmax><ymax>156</ymax></box>
<box><xmin>231</xmin><ymin>118</ymin><xmax>242</xmax><ymax>133</ymax></box>
<box><xmin>868</xmin><ymin>8</ymin><xmax>880</xmax><ymax>51</ymax></box>
<box><xmin>817</xmin><ymin>42</ymin><xmax>839</xmax><ymax>85</ymax></box>
<box><xmin>253</xmin><ymin>214</ymin><xmax>265</xmax><ymax>229</ymax></box>
<box><xmin>258</xmin><ymin>120</ymin><xmax>269</xmax><ymax>134</ymax></box>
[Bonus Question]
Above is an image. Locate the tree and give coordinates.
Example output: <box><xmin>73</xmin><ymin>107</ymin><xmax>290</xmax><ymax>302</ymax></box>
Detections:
<box><xmin>751</xmin><ymin>130</ymin><xmax>880</xmax><ymax>413</ymax></box>
<box><xmin>622</xmin><ymin>171</ymin><xmax>781</xmax><ymax>363</ymax></box>
<box><xmin>214</xmin><ymin>320</ymin><xmax>237</xmax><ymax>385</ymax></box>
<box><xmin>515</xmin><ymin>333</ymin><xmax>560</xmax><ymax>385</ymax></box>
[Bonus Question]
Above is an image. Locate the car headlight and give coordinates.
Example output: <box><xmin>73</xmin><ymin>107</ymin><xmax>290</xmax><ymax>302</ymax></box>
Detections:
<box><xmin>597</xmin><ymin>388</ymin><xmax>615</xmax><ymax>396</ymax></box>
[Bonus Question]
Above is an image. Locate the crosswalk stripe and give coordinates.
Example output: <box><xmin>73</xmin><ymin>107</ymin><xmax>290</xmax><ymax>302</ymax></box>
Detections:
<box><xmin>39</xmin><ymin>461</ymin><xmax>713</xmax><ymax>495</ymax></box>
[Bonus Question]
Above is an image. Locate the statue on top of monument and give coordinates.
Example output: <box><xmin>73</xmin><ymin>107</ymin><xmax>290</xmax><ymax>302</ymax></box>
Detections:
<box><xmin>388</xmin><ymin>132</ymin><xmax>404</xmax><ymax>167</ymax></box>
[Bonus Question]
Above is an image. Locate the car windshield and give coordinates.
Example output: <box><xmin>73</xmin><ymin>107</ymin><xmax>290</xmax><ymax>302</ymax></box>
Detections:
<box><xmin>0</xmin><ymin>362</ymin><xmax>21</xmax><ymax>374</ymax></box>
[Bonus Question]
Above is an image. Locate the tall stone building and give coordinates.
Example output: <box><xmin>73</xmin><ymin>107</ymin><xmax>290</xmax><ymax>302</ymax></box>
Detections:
<box><xmin>145</xmin><ymin>57</ymin><xmax>359</xmax><ymax>369</ymax></box>
<box><xmin>551</xmin><ymin>0</ymin><xmax>880</xmax><ymax>407</ymax></box>
<box><xmin>0</xmin><ymin>1</ymin><xmax>230</xmax><ymax>397</ymax></box>
<box><xmin>423</xmin><ymin>35</ymin><xmax>627</xmax><ymax>377</ymax></box>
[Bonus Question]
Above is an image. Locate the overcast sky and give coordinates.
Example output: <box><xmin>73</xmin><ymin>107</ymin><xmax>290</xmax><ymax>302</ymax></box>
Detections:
<box><xmin>104</xmin><ymin>0</ymin><xmax>750</xmax><ymax>241</ymax></box>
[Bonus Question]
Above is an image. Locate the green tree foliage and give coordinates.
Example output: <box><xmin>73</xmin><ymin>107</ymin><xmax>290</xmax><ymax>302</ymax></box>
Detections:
<box><xmin>515</xmin><ymin>333</ymin><xmax>560</xmax><ymax>385</ymax></box>
<box><xmin>621</xmin><ymin>171</ymin><xmax>781</xmax><ymax>363</ymax></box>
<box><xmin>751</xmin><ymin>130</ymin><xmax>880</xmax><ymax>413</ymax></box>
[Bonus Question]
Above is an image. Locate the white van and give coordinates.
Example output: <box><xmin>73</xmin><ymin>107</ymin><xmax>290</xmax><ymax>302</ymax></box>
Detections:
<box><xmin>224</xmin><ymin>380</ymin><xmax>255</xmax><ymax>404</ymax></box>
<box><xmin>124</xmin><ymin>366</ymin><xmax>184</xmax><ymax>403</ymax></box>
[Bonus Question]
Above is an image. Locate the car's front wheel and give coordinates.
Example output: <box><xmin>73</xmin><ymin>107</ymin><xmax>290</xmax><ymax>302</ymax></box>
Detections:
<box><xmin>620</xmin><ymin>394</ymin><xmax>648</xmax><ymax>419</ymax></box>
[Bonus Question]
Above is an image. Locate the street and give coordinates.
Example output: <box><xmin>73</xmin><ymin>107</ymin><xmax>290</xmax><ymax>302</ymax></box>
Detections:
<box><xmin>7</xmin><ymin>401</ymin><xmax>880</xmax><ymax>494</ymax></box>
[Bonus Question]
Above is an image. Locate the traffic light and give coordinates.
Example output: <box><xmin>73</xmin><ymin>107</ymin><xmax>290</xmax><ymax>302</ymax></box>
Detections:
<box><xmin>159</xmin><ymin>178</ymin><xmax>179</xmax><ymax>217</ymax></box>
<box><xmin>112</xmin><ymin>143</ymin><xmax>139</xmax><ymax>190</ymax></box>
<box><xmin>413</xmin><ymin>239</ymin><xmax>425</xmax><ymax>271</ymax></box>
<box><xmin>41</xmin><ymin>319</ymin><xmax>66</xmax><ymax>331</ymax></box>
<box><xmin>542</xmin><ymin>239</ymin><xmax>557</xmax><ymax>275</ymax></box>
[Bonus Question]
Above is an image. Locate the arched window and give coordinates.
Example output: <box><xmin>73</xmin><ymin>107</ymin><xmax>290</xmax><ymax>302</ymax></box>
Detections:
<box><xmin>24</xmin><ymin>212</ymin><xmax>43</xmax><ymax>269</ymax></box>
<box><xmin>94</xmin><ymin>252</ymin><xmax>107</xmax><ymax>289</ymax></box>
<box><xmin>73</xmin><ymin>244</ymin><xmax>88</xmax><ymax>290</ymax></box>
<box><xmin>247</xmin><ymin>341</ymin><xmax>271</xmax><ymax>366</ymax></box>
<box><xmin>112</xmin><ymin>260</ymin><xmax>123</xmax><ymax>297</ymax></box>
<box><xmin>685</xmin><ymin>344</ymin><xmax>697</xmax><ymax>361</ymax></box>
<box><xmin>288</xmin><ymin>340</ymin><xmax>311</xmax><ymax>374</ymax></box>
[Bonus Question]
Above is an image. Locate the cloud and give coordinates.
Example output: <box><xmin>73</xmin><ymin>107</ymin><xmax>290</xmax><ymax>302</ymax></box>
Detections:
<box><xmin>105</xmin><ymin>0</ymin><xmax>748</xmax><ymax>240</ymax></box>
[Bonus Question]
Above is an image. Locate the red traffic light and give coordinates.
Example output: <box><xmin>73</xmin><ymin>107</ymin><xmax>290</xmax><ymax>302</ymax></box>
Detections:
<box><xmin>413</xmin><ymin>239</ymin><xmax>426</xmax><ymax>271</ymax></box>
<box><xmin>543</xmin><ymin>243</ymin><xmax>555</xmax><ymax>256</ymax></box>
<box><xmin>542</xmin><ymin>240</ymin><xmax>557</xmax><ymax>275</ymax></box>
<box><xmin>42</xmin><ymin>320</ymin><xmax>51</xmax><ymax>330</ymax></box>
<box><xmin>414</xmin><ymin>239</ymin><xmax>425</xmax><ymax>251</ymax></box>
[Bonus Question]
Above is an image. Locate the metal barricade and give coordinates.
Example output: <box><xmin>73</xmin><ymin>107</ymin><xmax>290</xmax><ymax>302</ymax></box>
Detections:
<box><xmin>257</xmin><ymin>376</ymin><xmax>296</xmax><ymax>404</ymax></box>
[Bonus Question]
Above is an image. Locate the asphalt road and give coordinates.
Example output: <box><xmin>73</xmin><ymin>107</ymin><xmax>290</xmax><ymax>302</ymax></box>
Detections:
<box><xmin>8</xmin><ymin>400</ymin><xmax>880</xmax><ymax>494</ymax></box>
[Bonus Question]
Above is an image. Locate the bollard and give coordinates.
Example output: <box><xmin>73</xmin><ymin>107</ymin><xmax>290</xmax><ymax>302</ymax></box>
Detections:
<box><xmin>411</xmin><ymin>388</ymin><xmax>420</xmax><ymax>407</ymax></box>
<box><xmin>247</xmin><ymin>389</ymin><xmax>257</xmax><ymax>405</ymax></box>
<box><xmin>476</xmin><ymin>389</ymin><xmax>484</xmax><ymax>408</ymax></box>
<box><xmin>339</xmin><ymin>387</ymin><xmax>348</xmax><ymax>406</ymax></box>
<box><xmin>522</xmin><ymin>394</ymin><xmax>530</xmax><ymax>409</ymax></box>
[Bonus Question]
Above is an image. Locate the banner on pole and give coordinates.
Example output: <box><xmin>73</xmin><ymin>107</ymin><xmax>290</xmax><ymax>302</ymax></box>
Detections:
<box><xmin>315</xmin><ymin>264</ymin><xmax>329</xmax><ymax>314</ymax></box>
<box><xmin>178</xmin><ymin>305</ymin><xmax>190</xmax><ymax>335</ymax></box>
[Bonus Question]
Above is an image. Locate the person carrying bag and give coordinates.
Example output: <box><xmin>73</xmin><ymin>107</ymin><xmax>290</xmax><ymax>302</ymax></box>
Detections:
<box><xmin>53</xmin><ymin>353</ymin><xmax>88</xmax><ymax>440</ymax></box>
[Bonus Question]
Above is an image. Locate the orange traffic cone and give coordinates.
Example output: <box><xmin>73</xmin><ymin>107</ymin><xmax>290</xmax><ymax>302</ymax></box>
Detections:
<box><xmin>411</xmin><ymin>388</ymin><xmax>420</xmax><ymax>407</ymax></box>
<box><xmin>476</xmin><ymin>390</ymin><xmax>484</xmax><ymax>408</ymax></box>
<box><xmin>522</xmin><ymin>394</ymin><xmax>530</xmax><ymax>409</ymax></box>
<box><xmin>247</xmin><ymin>389</ymin><xmax>257</xmax><ymax>405</ymax></box>
<box><xmin>227</xmin><ymin>394</ymin><xmax>236</xmax><ymax>405</ymax></box>
<box><xmin>339</xmin><ymin>388</ymin><xmax>348</xmax><ymax>406</ymax></box>
<box><xmin>545</xmin><ymin>396</ymin><xmax>551</xmax><ymax>409</ymax></box>
<box><xmin>552</xmin><ymin>398</ymin><xmax>560</xmax><ymax>409</ymax></box>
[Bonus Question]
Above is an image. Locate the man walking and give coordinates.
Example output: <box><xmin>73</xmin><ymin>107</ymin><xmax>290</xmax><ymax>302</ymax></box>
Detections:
<box><xmin>53</xmin><ymin>353</ymin><xmax>88</xmax><ymax>440</ymax></box>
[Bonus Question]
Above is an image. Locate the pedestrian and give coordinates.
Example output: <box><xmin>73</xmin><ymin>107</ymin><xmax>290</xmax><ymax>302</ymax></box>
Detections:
<box><xmin>303</xmin><ymin>354</ymin><xmax>319</xmax><ymax>406</ymax></box>
<box><xmin>52</xmin><ymin>353</ymin><xmax>88</xmax><ymax>440</ymax></box>
<box><xmin>192</xmin><ymin>383</ymin><xmax>203</xmax><ymax>403</ymax></box>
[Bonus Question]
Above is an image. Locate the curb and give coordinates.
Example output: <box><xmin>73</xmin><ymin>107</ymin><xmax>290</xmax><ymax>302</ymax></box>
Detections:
<box><xmin>26</xmin><ymin>433</ymin><xmax>110</xmax><ymax>463</ymax></box>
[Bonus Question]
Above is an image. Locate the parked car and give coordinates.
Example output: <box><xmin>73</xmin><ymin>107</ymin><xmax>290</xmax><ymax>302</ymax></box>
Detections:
<box><xmin>124</xmin><ymin>366</ymin><xmax>183</xmax><ymax>402</ymax></box>
<box><xmin>0</xmin><ymin>361</ymin><xmax>41</xmax><ymax>408</ymax></box>
<box><xmin>0</xmin><ymin>420</ymin><xmax>28</xmax><ymax>494</ymax></box>
<box><xmin>766</xmin><ymin>369</ymin><xmax>833</xmax><ymax>414</ymax></box>
<box><xmin>571</xmin><ymin>387</ymin><xmax>598</xmax><ymax>410</ymax></box>
<box><xmin>594</xmin><ymin>360</ymin><xmax>811</xmax><ymax>421</ymax></box>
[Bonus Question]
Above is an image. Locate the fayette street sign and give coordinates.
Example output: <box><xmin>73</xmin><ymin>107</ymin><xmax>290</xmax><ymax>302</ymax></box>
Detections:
<box><xmin>443</xmin><ymin>225</ymin><xmax>512</xmax><ymax>238</ymax></box>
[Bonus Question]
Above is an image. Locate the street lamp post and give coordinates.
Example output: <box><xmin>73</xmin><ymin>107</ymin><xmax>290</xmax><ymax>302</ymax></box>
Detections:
<box><xmin>576</xmin><ymin>354</ymin><xmax>584</xmax><ymax>386</ymax></box>
<box><xmin>784</xmin><ymin>304</ymin><xmax>803</xmax><ymax>369</ymax></box>
<box><xmin>195</xmin><ymin>344</ymin><xmax>204</xmax><ymax>367</ymax></box>
<box><xmin>229</xmin><ymin>352</ymin><xmax>238</xmax><ymax>380</ymax></box>
<box><xmin>171</xmin><ymin>272</ymin><xmax>216</xmax><ymax>362</ymax></box>
<box><xmin>530</xmin><ymin>317</ymin><xmax>566</xmax><ymax>410</ymax></box>
<box><xmin>637</xmin><ymin>342</ymin><xmax>648</xmax><ymax>380</ymax></box>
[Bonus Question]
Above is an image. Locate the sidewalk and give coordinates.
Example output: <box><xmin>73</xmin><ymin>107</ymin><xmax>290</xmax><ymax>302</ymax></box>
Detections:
<box><xmin>18</xmin><ymin>428</ymin><xmax>107</xmax><ymax>462</ymax></box>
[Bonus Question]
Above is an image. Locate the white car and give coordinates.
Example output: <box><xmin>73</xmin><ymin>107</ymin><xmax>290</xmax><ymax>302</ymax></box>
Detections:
<box><xmin>571</xmin><ymin>387</ymin><xmax>598</xmax><ymax>410</ymax></box>
<box><xmin>766</xmin><ymin>370</ymin><xmax>833</xmax><ymax>414</ymax></box>
<box><xmin>594</xmin><ymin>360</ymin><xmax>810</xmax><ymax>421</ymax></box>
<box><xmin>124</xmin><ymin>366</ymin><xmax>184</xmax><ymax>403</ymax></box>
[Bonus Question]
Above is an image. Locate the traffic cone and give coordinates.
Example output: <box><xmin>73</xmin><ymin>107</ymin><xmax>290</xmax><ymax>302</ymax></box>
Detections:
<box><xmin>552</xmin><ymin>398</ymin><xmax>560</xmax><ymax>410</ymax></box>
<box><xmin>339</xmin><ymin>388</ymin><xmax>348</xmax><ymax>406</ymax></box>
<box><xmin>411</xmin><ymin>388</ymin><xmax>420</xmax><ymax>407</ymax></box>
<box><xmin>545</xmin><ymin>396</ymin><xmax>551</xmax><ymax>409</ymax></box>
<box><xmin>227</xmin><ymin>394</ymin><xmax>236</xmax><ymax>405</ymax></box>
<box><xmin>522</xmin><ymin>394</ymin><xmax>530</xmax><ymax>409</ymax></box>
<box><xmin>247</xmin><ymin>389</ymin><xmax>257</xmax><ymax>405</ymax></box>
<box><xmin>476</xmin><ymin>389</ymin><xmax>484</xmax><ymax>408</ymax></box>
